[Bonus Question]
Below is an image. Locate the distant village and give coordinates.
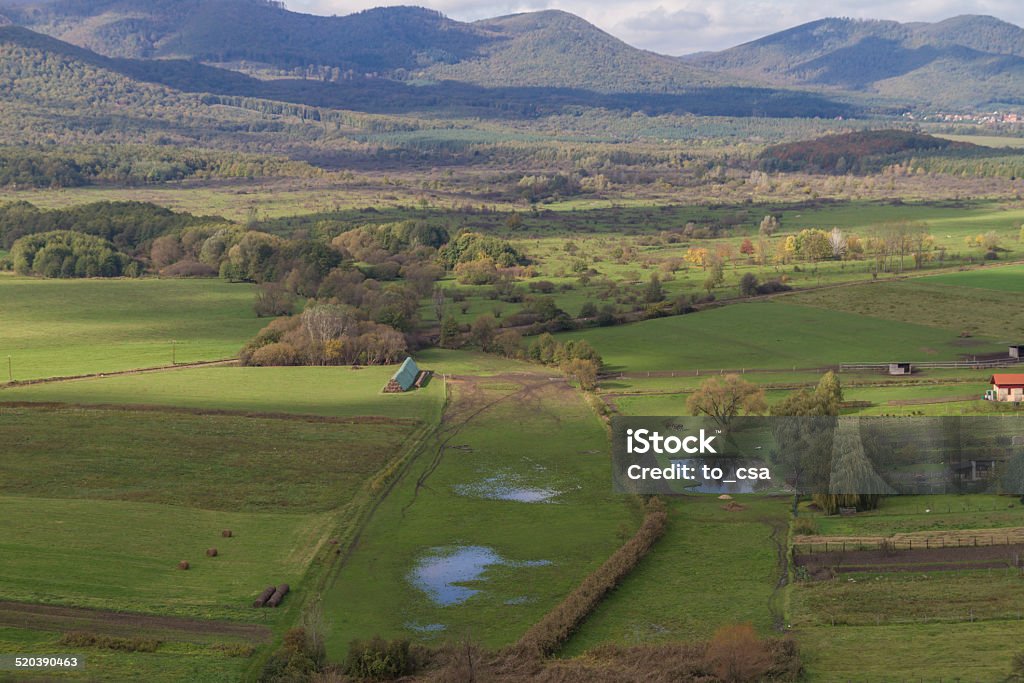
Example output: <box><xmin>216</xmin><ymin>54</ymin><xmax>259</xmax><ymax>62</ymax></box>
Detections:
<box><xmin>905</xmin><ymin>111</ymin><xmax>1023</xmax><ymax>125</ymax></box>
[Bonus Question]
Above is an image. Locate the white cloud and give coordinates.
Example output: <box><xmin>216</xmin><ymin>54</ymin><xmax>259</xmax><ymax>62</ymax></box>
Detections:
<box><xmin>283</xmin><ymin>0</ymin><xmax>1024</xmax><ymax>54</ymax></box>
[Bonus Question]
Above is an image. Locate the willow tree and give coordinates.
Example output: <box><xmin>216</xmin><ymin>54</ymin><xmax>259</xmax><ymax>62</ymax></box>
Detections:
<box><xmin>814</xmin><ymin>419</ymin><xmax>894</xmax><ymax>515</ymax></box>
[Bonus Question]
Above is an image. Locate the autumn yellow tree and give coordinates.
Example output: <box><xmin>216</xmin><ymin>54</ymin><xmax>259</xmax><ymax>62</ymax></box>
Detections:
<box><xmin>686</xmin><ymin>374</ymin><xmax>767</xmax><ymax>429</ymax></box>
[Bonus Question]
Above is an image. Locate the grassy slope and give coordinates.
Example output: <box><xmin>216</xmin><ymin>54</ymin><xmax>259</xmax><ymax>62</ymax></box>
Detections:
<box><xmin>0</xmin><ymin>365</ymin><xmax>444</xmax><ymax>420</ymax></box>
<box><xmin>563</xmin><ymin>302</ymin><xmax>997</xmax><ymax>372</ymax></box>
<box><xmin>788</xmin><ymin>278</ymin><xmax>1024</xmax><ymax>337</ymax></box>
<box><xmin>0</xmin><ymin>277</ymin><xmax>265</xmax><ymax>381</ymax></box>
<box><xmin>923</xmin><ymin>263</ymin><xmax>1024</xmax><ymax>291</ymax></box>
<box><xmin>322</xmin><ymin>377</ymin><xmax>638</xmax><ymax>654</ymax></box>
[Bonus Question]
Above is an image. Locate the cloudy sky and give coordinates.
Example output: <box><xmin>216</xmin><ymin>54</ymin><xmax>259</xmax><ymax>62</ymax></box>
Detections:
<box><xmin>284</xmin><ymin>0</ymin><xmax>1023</xmax><ymax>55</ymax></box>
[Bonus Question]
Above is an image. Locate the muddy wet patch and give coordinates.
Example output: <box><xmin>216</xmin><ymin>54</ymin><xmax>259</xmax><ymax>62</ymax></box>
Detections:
<box><xmin>453</xmin><ymin>474</ymin><xmax>562</xmax><ymax>503</ymax></box>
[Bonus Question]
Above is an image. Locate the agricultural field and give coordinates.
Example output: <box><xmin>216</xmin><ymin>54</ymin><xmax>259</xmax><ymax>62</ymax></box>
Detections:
<box><xmin>562</xmin><ymin>495</ymin><xmax>789</xmax><ymax>654</ymax></box>
<box><xmin>321</xmin><ymin>371</ymin><xmax>639</xmax><ymax>654</ymax></box>
<box><xmin>924</xmin><ymin>263</ymin><xmax>1024</xmax><ymax>291</ymax></box>
<box><xmin>0</xmin><ymin>365</ymin><xmax>444</xmax><ymax>420</ymax></box>
<box><xmin>0</xmin><ymin>358</ymin><xmax>444</xmax><ymax>679</ymax></box>
<box><xmin>789</xmin><ymin>277</ymin><xmax>1024</xmax><ymax>338</ymax></box>
<box><xmin>561</xmin><ymin>301</ymin><xmax>1001</xmax><ymax>373</ymax></box>
<box><xmin>0</xmin><ymin>277</ymin><xmax>266</xmax><ymax>381</ymax></box>
<box><xmin>788</xmin><ymin>495</ymin><xmax>1024</xmax><ymax>679</ymax></box>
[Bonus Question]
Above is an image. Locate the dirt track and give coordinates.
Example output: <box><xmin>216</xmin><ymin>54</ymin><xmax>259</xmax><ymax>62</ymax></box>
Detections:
<box><xmin>795</xmin><ymin>543</ymin><xmax>1024</xmax><ymax>579</ymax></box>
<box><xmin>0</xmin><ymin>400</ymin><xmax>418</xmax><ymax>425</ymax></box>
<box><xmin>0</xmin><ymin>601</ymin><xmax>271</xmax><ymax>642</ymax></box>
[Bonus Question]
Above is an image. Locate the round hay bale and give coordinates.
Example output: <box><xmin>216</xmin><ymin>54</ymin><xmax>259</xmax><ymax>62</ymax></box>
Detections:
<box><xmin>253</xmin><ymin>586</ymin><xmax>276</xmax><ymax>608</ymax></box>
<box><xmin>221</xmin><ymin>529</ymin><xmax>233</xmax><ymax>538</ymax></box>
<box><xmin>718</xmin><ymin>494</ymin><xmax>733</xmax><ymax>500</ymax></box>
<box><xmin>177</xmin><ymin>561</ymin><xmax>190</xmax><ymax>570</ymax></box>
<box><xmin>206</xmin><ymin>548</ymin><xmax>218</xmax><ymax>557</ymax></box>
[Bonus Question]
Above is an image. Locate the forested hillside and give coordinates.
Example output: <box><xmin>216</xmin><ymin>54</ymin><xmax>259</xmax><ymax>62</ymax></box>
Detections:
<box><xmin>686</xmin><ymin>15</ymin><xmax>1024</xmax><ymax>108</ymax></box>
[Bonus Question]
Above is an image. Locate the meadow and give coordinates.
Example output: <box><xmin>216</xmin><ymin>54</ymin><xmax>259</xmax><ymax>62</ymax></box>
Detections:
<box><xmin>0</xmin><ymin>276</ymin><xmax>265</xmax><ymax>381</ymax></box>
<box><xmin>0</xmin><ymin>494</ymin><xmax>329</xmax><ymax>621</ymax></box>
<box><xmin>0</xmin><ymin>405</ymin><xmax>424</xmax><ymax>512</ymax></box>
<box><xmin>561</xmin><ymin>301</ymin><xmax>999</xmax><ymax>373</ymax></box>
<box><xmin>562</xmin><ymin>495</ymin><xmax>789</xmax><ymax>654</ymax></box>
<box><xmin>0</xmin><ymin>365</ymin><xmax>444</xmax><ymax>421</ymax></box>
<box><xmin>789</xmin><ymin>277</ymin><xmax>1024</xmax><ymax>338</ymax></box>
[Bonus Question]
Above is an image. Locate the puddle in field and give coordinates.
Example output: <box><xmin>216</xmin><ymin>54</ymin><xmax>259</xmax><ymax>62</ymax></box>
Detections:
<box><xmin>406</xmin><ymin>622</ymin><xmax>446</xmax><ymax>634</ymax></box>
<box><xmin>410</xmin><ymin>545</ymin><xmax>551</xmax><ymax>606</ymax></box>
<box><xmin>453</xmin><ymin>470</ymin><xmax>563</xmax><ymax>503</ymax></box>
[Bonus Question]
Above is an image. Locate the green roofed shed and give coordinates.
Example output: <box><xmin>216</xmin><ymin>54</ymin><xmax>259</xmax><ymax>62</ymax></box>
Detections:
<box><xmin>384</xmin><ymin>357</ymin><xmax>420</xmax><ymax>393</ymax></box>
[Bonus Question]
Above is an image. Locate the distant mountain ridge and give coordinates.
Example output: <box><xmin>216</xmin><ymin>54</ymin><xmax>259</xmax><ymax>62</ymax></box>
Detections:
<box><xmin>0</xmin><ymin>3</ymin><xmax>1022</xmax><ymax>110</ymax></box>
<box><xmin>685</xmin><ymin>15</ymin><xmax>1024</xmax><ymax>107</ymax></box>
<box><xmin>0</xmin><ymin>0</ymin><xmax>724</xmax><ymax>93</ymax></box>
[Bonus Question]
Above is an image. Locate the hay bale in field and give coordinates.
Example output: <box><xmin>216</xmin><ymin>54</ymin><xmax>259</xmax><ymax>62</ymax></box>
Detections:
<box><xmin>266</xmin><ymin>584</ymin><xmax>291</xmax><ymax>608</ymax></box>
<box><xmin>253</xmin><ymin>586</ymin><xmax>276</xmax><ymax>608</ymax></box>
<box><xmin>717</xmin><ymin>494</ymin><xmax>733</xmax><ymax>500</ymax></box>
<box><xmin>177</xmin><ymin>561</ymin><xmax>190</xmax><ymax>570</ymax></box>
<box><xmin>221</xmin><ymin>529</ymin><xmax>233</xmax><ymax>538</ymax></box>
<box><xmin>206</xmin><ymin>548</ymin><xmax>218</xmax><ymax>557</ymax></box>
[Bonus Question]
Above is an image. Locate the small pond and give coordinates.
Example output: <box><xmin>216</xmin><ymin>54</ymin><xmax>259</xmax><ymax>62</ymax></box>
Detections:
<box><xmin>409</xmin><ymin>545</ymin><xmax>550</xmax><ymax>606</ymax></box>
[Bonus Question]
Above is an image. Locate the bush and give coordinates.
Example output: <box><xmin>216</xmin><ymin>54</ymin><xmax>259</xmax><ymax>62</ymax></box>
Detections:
<box><xmin>792</xmin><ymin>516</ymin><xmax>818</xmax><ymax>535</ymax></box>
<box><xmin>260</xmin><ymin>627</ymin><xmax>325</xmax><ymax>683</ymax></box>
<box><xmin>755</xmin><ymin>279</ymin><xmax>792</xmax><ymax>295</ymax></box>
<box><xmin>515</xmin><ymin>499</ymin><xmax>668</xmax><ymax>656</ymax></box>
<box><xmin>59</xmin><ymin>632</ymin><xmax>160</xmax><ymax>653</ymax></box>
<box><xmin>249</xmin><ymin>342</ymin><xmax>300</xmax><ymax>367</ymax></box>
<box><xmin>345</xmin><ymin>637</ymin><xmax>423</xmax><ymax>680</ymax></box>
<box><xmin>160</xmin><ymin>260</ymin><xmax>218</xmax><ymax>278</ymax></box>
<box><xmin>739</xmin><ymin>272</ymin><xmax>759</xmax><ymax>296</ymax></box>
<box><xmin>703</xmin><ymin>623</ymin><xmax>773</xmax><ymax>683</ymax></box>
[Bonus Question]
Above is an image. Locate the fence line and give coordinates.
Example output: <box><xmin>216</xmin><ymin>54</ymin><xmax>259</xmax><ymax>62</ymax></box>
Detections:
<box><xmin>794</xmin><ymin>535</ymin><xmax>1024</xmax><ymax>554</ymax></box>
<box><xmin>841</xmin><ymin>358</ymin><xmax>1023</xmax><ymax>372</ymax></box>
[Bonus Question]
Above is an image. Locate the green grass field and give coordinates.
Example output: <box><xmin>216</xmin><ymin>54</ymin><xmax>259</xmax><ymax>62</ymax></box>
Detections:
<box><xmin>0</xmin><ymin>365</ymin><xmax>444</xmax><ymax>420</ymax></box>
<box><xmin>321</xmin><ymin>375</ymin><xmax>639</xmax><ymax>654</ymax></box>
<box><xmin>798</xmin><ymin>621</ymin><xmax>1023</xmax><ymax>681</ymax></box>
<box><xmin>789</xmin><ymin>278</ymin><xmax>1024</xmax><ymax>337</ymax></box>
<box><xmin>805</xmin><ymin>495</ymin><xmax>1024</xmax><ymax>537</ymax></box>
<box><xmin>0</xmin><ymin>405</ymin><xmax>423</xmax><ymax>512</ymax></box>
<box><xmin>0</xmin><ymin>495</ymin><xmax>328</xmax><ymax>621</ymax></box>
<box><xmin>562</xmin><ymin>495</ymin><xmax>788</xmax><ymax>655</ymax></box>
<box><xmin>923</xmin><ymin>263</ymin><xmax>1024</xmax><ymax>291</ymax></box>
<box><xmin>0</xmin><ymin>626</ymin><xmax>252</xmax><ymax>683</ymax></box>
<box><xmin>0</xmin><ymin>277</ymin><xmax>266</xmax><ymax>381</ymax></box>
<box><xmin>562</xmin><ymin>302</ymin><xmax>998</xmax><ymax>372</ymax></box>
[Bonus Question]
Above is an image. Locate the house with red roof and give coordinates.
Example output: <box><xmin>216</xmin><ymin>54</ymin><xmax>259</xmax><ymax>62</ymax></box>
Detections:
<box><xmin>986</xmin><ymin>374</ymin><xmax>1024</xmax><ymax>402</ymax></box>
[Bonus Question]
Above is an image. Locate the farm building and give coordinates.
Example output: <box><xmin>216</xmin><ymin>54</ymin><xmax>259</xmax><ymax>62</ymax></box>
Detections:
<box><xmin>382</xmin><ymin>357</ymin><xmax>430</xmax><ymax>393</ymax></box>
<box><xmin>1010</xmin><ymin>345</ymin><xmax>1024</xmax><ymax>359</ymax></box>
<box><xmin>985</xmin><ymin>374</ymin><xmax>1024</xmax><ymax>402</ymax></box>
<box><xmin>888</xmin><ymin>362</ymin><xmax>912</xmax><ymax>375</ymax></box>
<box><xmin>951</xmin><ymin>458</ymin><xmax>998</xmax><ymax>483</ymax></box>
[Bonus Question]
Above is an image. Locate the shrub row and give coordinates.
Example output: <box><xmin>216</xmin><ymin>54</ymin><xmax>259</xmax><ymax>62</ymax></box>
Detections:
<box><xmin>514</xmin><ymin>498</ymin><xmax>668</xmax><ymax>656</ymax></box>
<box><xmin>59</xmin><ymin>632</ymin><xmax>160</xmax><ymax>653</ymax></box>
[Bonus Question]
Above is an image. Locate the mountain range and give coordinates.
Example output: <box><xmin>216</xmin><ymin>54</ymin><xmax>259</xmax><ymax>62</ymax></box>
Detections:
<box><xmin>0</xmin><ymin>1</ymin><xmax>1021</xmax><ymax>113</ymax></box>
